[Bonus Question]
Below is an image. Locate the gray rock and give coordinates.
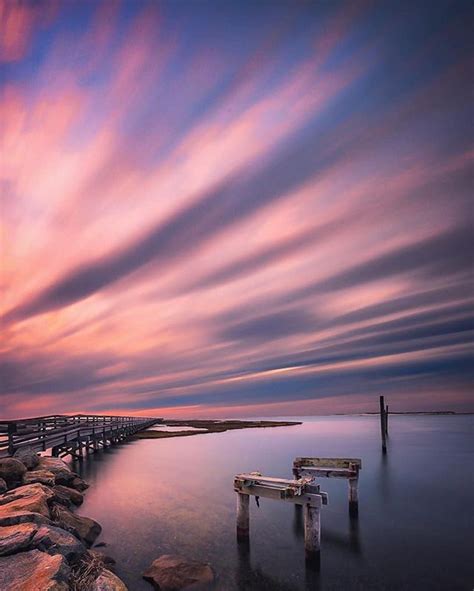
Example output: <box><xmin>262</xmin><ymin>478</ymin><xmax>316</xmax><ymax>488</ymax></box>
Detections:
<box><xmin>0</xmin><ymin>548</ymin><xmax>70</xmax><ymax>590</ymax></box>
<box><xmin>0</xmin><ymin>478</ymin><xmax>7</xmax><ymax>493</ymax></box>
<box><xmin>143</xmin><ymin>554</ymin><xmax>215</xmax><ymax>590</ymax></box>
<box><xmin>0</xmin><ymin>458</ymin><xmax>27</xmax><ymax>487</ymax></box>
<box><xmin>92</xmin><ymin>569</ymin><xmax>128</xmax><ymax>591</ymax></box>
<box><xmin>52</xmin><ymin>504</ymin><xmax>102</xmax><ymax>547</ymax></box>
<box><xmin>0</xmin><ymin>523</ymin><xmax>38</xmax><ymax>556</ymax></box>
<box><xmin>23</xmin><ymin>469</ymin><xmax>55</xmax><ymax>487</ymax></box>
<box><xmin>31</xmin><ymin>524</ymin><xmax>86</xmax><ymax>562</ymax></box>
<box><xmin>13</xmin><ymin>447</ymin><xmax>40</xmax><ymax>470</ymax></box>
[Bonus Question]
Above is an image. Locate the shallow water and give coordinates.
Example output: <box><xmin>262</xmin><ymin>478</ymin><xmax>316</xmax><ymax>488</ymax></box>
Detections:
<box><xmin>147</xmin><ymin>425</ymin><xmax>207</xmax><ymax>432</ymax></box>
<box><xmin>75</xmin><ymin>416</ymin><xmax>474</xmax><ymax>590</ymax></box>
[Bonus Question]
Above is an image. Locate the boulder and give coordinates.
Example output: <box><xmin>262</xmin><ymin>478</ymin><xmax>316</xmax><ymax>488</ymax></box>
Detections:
<box><xmin>0</xmin><ymin>523</ymin><xmax>38</xmax><ymax>556</ymax></box>
<box><xmin>0</xmin><ymin>509</ymin><xmax>53</xmax><ymax>528</ymax></box>
<box><xmin>0</xmin><ymin>483</ymin><xmax>54</xmax><ymax>518</ymax></box>
<box><xmin>13</xmin><ymin>447</ymin><xmax>40</xmax><ymax>470</ymax></box>
<box><xmin>0</xmin><ymin>458</ymin><xmax>27</xmax><ymax>487</ymax></box>
<box><xmin>23</xmin><ymin>470</ymin><xmax>55</xmax><ymax>487</ymax></box>
<box><xmin>0</xmin><ymin>548</ymin><xmax>70</xmax><ymax>590</ymax></box>
<box><xmin>53</xmin><ymin>485</ymin><xmax>84</xmax><ymax>507</ymax></box>
<box><xmin>0</xmin><ymin>478</ymin><xmax>6</xmax><ymax>493</ymax></box>
<box><xmin>92</xmin><ymin>569</ymin><xmax>128</xmax><ymax>591</ymax></box>
<box><xmin>37</xmin><ymin>457</ymin><xmax>72</xmax><ymax>474</ymax></box>
<box><xmin>52</xmin><ymin>504</ymin><xmax>101</xmax><ymax>547</ymax></box>
<box><xmin>143</xmin><ymin>555</ymin><xmax>215</xmax><ymax>590</ymax></box>
<box><xmin>71</xmin><ymin>476</ymin><xmax>89</xmax><ymax>491</ymax></box>
<box><xmin>31</xmin><ymin>524</ymin><xmax>86</xmax><ymax>562</ymax></box>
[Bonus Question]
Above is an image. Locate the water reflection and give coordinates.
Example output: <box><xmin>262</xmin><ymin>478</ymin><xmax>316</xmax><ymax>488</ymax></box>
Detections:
<box><xmin>74</xmin><ymin>416</ymin><xmax>474</xmax><ymax>591</ymax></box>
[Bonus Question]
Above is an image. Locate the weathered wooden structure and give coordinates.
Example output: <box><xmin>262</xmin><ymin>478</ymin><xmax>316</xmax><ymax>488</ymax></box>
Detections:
<box><xmin>234</xmin><ymin>472</ymin><xmax>328</xmax><ymax>563</ymax></box>
<box><xmin>292</xmin><ymin>457</ymin><xmax>362</xmax><ymax>516</ymax></box>
<box><xmin>380</xmin><ymin>395</ymin><xmax>388</xmax><ymax>452</ymax></box>
<box><xmin>0</xmin><ymin>414</ymin><xmax>161</xmax><ymax>459</ymax></box>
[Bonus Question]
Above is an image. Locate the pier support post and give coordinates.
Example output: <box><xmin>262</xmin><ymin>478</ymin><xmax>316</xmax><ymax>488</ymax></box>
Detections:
<box><xmin>348</xmin><ymin>477</ymin><xmax>359</xmax><ymax>517</ymax></box>
<box><xmin>379</xmin><ymin>396</ymin><xmax>387</xmax><ymax>453</ymax></box>
<box><xmin>385</xmin><ymin>405</ymin><xmax>389</xmax><ymax>435</ymax></box>
<box><xmin>236</xmin><ymin>493</ymin><xmax>250</xmax><ymax>541</ymax></box>
<box><xmin>304</xmin><ymin>501</ymin><xmax>321</xmax><ymax>565</ymax></box>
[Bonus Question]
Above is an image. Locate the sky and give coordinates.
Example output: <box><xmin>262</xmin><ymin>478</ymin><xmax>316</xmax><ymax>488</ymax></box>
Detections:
<box><xmin>1</xmin><ymin>0</ymin><xmax>473</xmax><ymax>419</ymax></box>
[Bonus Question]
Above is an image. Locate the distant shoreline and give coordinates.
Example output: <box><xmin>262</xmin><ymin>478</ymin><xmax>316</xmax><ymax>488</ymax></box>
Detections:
<box><xmin>135</xmin><ymin>419</ymin><xmax>302</xmax><ymax>440</ymax></box>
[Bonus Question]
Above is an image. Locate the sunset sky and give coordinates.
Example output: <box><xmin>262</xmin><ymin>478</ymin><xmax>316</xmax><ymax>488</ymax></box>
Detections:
<box><xmin>1</xmin><ymin>0</ymin><xmax>473</xmax><ymax>419</ymax></box>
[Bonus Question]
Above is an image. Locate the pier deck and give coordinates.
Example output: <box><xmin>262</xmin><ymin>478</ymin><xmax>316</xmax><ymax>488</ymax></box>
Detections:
<box><xmin>0</xmin><ymin>414</ymin><xmax>161</xmax><ymax>459</ymax></box>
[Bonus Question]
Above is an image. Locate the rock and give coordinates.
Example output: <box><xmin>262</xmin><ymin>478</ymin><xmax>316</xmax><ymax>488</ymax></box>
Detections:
<box><xmin>37</xmin><ymin>457</ymin><xmax>72</xmax><ymax>474</ymax></box>
<box><xmin>52</xmin><ymin>504</ymin><xmax>101</xmax><ymax>547</ymax></box>
<box><xmin>23</xmin><ymin>470</ymin><xmax>55</xmax><ymax>487</ymax></box>
<box><xmin>0</xmin><ymin>509</ymin><xmax>53</xmax><ymax>528</ymax></box>
<box><xmin>0</xmin><ymin>483</ymin><xmax>54</xmax><ymax>518</ymax></box>
<box><xmin>13</xmin><ymin>447</ymin><xmax>40</xmax><ymax>470</ymax></box>
<box><xmin>71</xmin><ymin>476</ymin><xmax>89</xmax><ymax>491</ymax></box>
<box><xmin>143</xmin><ymin>555</ymin><xmax>215</xmax><ymax>591</ymax></box>
<box><xmin>0</xmin><ymin>523</ymin><xmax>38</xmax><ymax>556</ymax></box>
<box><xmin>0</xmin><ymin>478</ymin><xmax>7</xmax><ymax>493</ymax></box>
<box><xmin>0</xmin><ymin>458</ymin><xmax>27</xmax><ymax>487</ymax></box>
<box><xmin>53</xmin><ymin>485</ymin><xmax>84</xmax><ymax>507</ymax></box>
<box><xmin>31</xmin><ymin>524</ymin><xmax>86</xmax><ymax>562</ymax></box>
<box><xmin>0</xmin><ymin>548</ymin><xmax>70</xmax><ymax>590</ymax></box>
<box><xmin>92</xmin><ymin>569</ymin><xmax>128</xmax><ymax>591</ymax></box>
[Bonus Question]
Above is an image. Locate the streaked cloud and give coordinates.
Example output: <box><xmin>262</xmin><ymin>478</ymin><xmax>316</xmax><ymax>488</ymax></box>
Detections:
<box><xmin>1</xmin><ymin>0</ymin><xmax>472</xmax><ymax>418</ymax></box>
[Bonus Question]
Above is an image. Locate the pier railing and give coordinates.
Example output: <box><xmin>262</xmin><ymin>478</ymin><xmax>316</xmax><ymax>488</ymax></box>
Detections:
<box><xmin>0</xmin><ymin>414</ymin><xmax>161</xmax><ymax>458</ymax></box>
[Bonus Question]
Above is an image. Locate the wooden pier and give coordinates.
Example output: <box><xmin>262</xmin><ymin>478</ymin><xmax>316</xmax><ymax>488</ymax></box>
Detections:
<box><xmin>0</xmin><ymin>414</ymin><xmax>161</xmax><ymax>459</ymax></box>
<box><xmin>293</xmin><ymin>457</ymin><xmax>362</xmax><ymax>516</ymax></box>
<box><xmin>234</xmin><ymin>472</ymin><xmax>328</xmax><ymax>563</ymax></box>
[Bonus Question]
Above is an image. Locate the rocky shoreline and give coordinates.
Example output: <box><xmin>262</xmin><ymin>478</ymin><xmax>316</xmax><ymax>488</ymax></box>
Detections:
<box><xmin>0</xmin><ymin>448</ymin><xmax>215</xmax><ymax>590</ymax></box>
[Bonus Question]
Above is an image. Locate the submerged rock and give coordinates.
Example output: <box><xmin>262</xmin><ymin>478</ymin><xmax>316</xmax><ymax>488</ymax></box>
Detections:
<box><xmin>23</xmin><ymin>469</ymin><xmax>56</xmax><ymax>487</ymax></box>
<box><xmin>13</xmin><ymin>447</ymin><xmax>40</xmax><ymax>470</ymax></box>
<box><xmin>32</xmin><ymin>524</ymin><xmax>87</xmax><ymax>562</ymax></box>
<box><xmin>0</xmin><ymin>458</ymin><xmax>27</xmax><ymax>487</ymax></box>
<box><xmin>92</xmin><ymin>569</ymin><xmax>128</xmax><ymax>591</ymax></box>
<box><xmin>0</xmin><ymin>523</ymin><xmax>38</xmax><ymax>556</ymax></box>
<box><xmin>53</xmin><ymin>484</ymin><xmax>84</xmax><ymax>507</ymax></box>
<box><xmin>143</xmin><ymin>554</ymin><xmax>215</xmax><ymax>590</ymax></box>
<box><xmin>0</xmin><ymin>548</ymin><xmax>70</xmax><ymax>590</ymax></box>
<box><xmin>52</xmin><ymin>504</ymin><xmax>102</xmax><ymax>547</ymax></box>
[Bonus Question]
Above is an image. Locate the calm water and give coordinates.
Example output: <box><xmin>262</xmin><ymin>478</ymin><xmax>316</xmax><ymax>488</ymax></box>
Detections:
<box><xmin>74</xmin><ymin>416</ymin><xmax>474</xmax><ymax>591</ymax></box>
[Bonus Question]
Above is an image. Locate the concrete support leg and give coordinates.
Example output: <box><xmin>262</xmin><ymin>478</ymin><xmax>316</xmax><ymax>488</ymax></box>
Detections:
<box><xmin>304</xmin><ymin>503</ymin><xmax>321</xmax><ymax>564</ymax></box>
<box><xmin>236</xmin><ymin>493</ymin><xmax>250</xmax><ymax>541</ymax></box>
<box><xmin>348</xmin><ymin>477</ymin><xmax>359</xmax><ymax>517</ymax></box>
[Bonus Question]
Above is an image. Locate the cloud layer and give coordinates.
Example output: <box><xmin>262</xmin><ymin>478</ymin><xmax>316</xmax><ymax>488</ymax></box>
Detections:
<box><xmin>1</xmin><ymin>0</ymin><xmax>473</xmax><ymax>418</ymax></box>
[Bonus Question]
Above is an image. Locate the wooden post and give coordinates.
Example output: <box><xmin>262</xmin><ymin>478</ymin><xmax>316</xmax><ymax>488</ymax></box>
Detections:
<box><xmin>379</xmin><ymin>396</ymin><xmax>387</xmax><ymax>453</ymax></box>
<box><xmin>348</xmin><ymin>477</ymin><xmax>359</xmax><ymax>517</ymax></box>
<box><xmin>304</xmin><ymin>502</ymin><xmax>321</xmax><ymax>563</ymax></box>
<box><xmin>236</xmin><ymin>493</ymin><xmax>250</xmax><ymax>541</ymax></box>
<box><xmin>385</xmin><ymin>404</ymin><xmax>389</xmax><ymax>435</ymax></box>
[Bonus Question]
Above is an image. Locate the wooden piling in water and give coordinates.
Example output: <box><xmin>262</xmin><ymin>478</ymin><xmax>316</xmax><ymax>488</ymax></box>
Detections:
<box><xmin>348</xmin><ymin>477</ymin><xmax>358</xmax><ymax>517</ymax></box>
<box><xmin>236</xmin><ymin>492</ymin><xmax>250</xmax><ymax>541</ymax></box>
<box><xmin>379</xmin><ymin>396</ymin><xmax>387</xmax><ymax>453</ymax></box>
<box><xmin>385</xmin><ymin>404</ymin><xmax>389</xmax><ymax>435</ymax></box>
<box><xmin>304</xmin><ymin>501</ymin><xmax>321</xmax><ymax>563</ymax></box>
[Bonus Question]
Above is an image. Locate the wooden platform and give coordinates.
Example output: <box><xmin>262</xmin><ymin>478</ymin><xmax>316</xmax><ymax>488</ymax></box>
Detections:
<box><xmin>0</xmin><ymin>414</ymin><xmax>161</xmax><ymax>459</ymax></box>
